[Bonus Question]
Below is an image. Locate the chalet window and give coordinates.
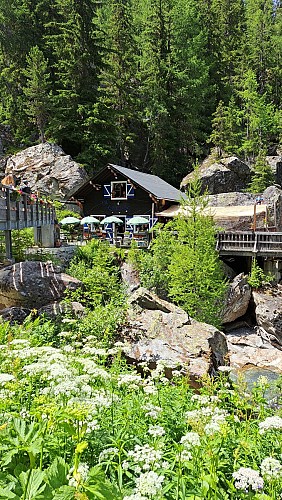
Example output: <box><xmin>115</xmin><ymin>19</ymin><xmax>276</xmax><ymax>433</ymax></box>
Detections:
<box><xmin>111</xmin><ymin>181</ymin><xmax>127</xmax><ymax>200</ymax></box>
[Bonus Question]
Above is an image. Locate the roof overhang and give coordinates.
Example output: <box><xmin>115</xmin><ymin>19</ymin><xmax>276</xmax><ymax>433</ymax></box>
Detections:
<box><xmin>156</xmin><ymin>204</ymin><xmax>268</xmax><ymax>219</ymax></box>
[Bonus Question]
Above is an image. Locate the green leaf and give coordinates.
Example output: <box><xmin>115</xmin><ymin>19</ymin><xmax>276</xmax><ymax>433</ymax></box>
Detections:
<box><xmin>52</xmin><ymin>485</ymin><xmax>75</xmax><ymax>500</ymax></box>
<box><xmin>0</xmin><ymin>486</ymin><xmax>20</xmax><ymax>499</ymax></box>
<box><xmin>47</xmin><ymin>457</ymin><xmax>68</xmax><ymax>490</ymax></box>
<box><xmin>19</xmin><ymin>469</ymin><xmax>46</xmax><ymax>500</ymax></box>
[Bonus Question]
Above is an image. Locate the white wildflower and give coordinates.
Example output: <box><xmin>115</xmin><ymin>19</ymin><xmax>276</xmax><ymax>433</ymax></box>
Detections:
<box><xmin>233</xmin><ymin>467</ymin><xmax>264</xmax><ymax>492</ymax></box>
<box><xmin>179</xmin><ymin>449</ymin><xmax>192</xmax><ymax>461</ymax></box>
<box><xmin>143</xmin><ymin>403</ymin><xmax>162</xmax><ymax>419</ymax></box>
<box><xmin>148</xmin><ymin>425</ymin><xmax>165</xmax><ymax>437</ymax></box>
<box><xmin>259</xmin><ymin>416</ymin><xmax>282</xmax><ymax>434</ymax></box>
<box><xmin>143</xmin><ymin>383</ymin><xmax>158</xmax><ymax>395</ymax></box>
<box><xmin>99</xmin><ymin>447</ymin><xmax>119</xmax><ymax>462</ymax></box>
<box><xmin>86</xmin><ymin>419</ymin><xmax>99</xmax><ymax>433</ymax></box>
<box><xmin>180</xmin><ymin>432</ymin><xmax>200</xmax><ymax>448</ymax></box>
<box><xmin>10</xmin><ymin>339</ymin><xmax>30</xmax><ymax>346</ymax></box>
<box><xmin>260</xmin><ymin>457</ymin><xmax>282</xmax><ymax>479</ymax></box>
<box><xmin>118</xmin><ymin>373</ymin><xmax>143</xmax><ymax>389</ymax></box>
<box><xmin>135</xmin><ymin>470</ymin><xmax>164</xmax><ymax>496</ymax></box>
<box><xmin>67</xmin><ymin>462</ymin><xmax>89</xmax><ymax>488</ymax></box>
<box><xmin>218</xmin><ymin>365</ymin><xmax>232</xmax><ymax>373</ymax></box>
<box><xmin>0</xmin><ymin>373</ymin><xmax>15</xmax><ymax>385</ymax></box>
<box><xmin>127</xmin><ymin>444</ymin><xmax>162</xmax><ymax>470</ymax></box>
<box><xmin>123</xmin><ymin>494</ymin><xmax>148</xmax><ymax>500</ymax></box>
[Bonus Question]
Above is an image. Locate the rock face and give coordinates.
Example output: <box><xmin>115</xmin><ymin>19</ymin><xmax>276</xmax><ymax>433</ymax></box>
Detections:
<box><xmin>120</xmin><ymin>262</ymin><xmax>140</xmax><ymax>293</ymax></box>
<box><xmin>222</xmin><ymin>274</ymin><xmax>252</xmax><ymax>324</ymax></box>
<box><xmin>181</xmin><ymin>156</ymin><xmax>251</xmax><ymax>194</ymax></box>
<box><xmin>253</xmin><ymin>289</ymin><xmax>282</xmax><ymax>346</ymax></box>
<box><xmin>122</xmin><ymin>287</ymin><xmax>228</xmax><ymax>387</ymax></box>
<box><xmin>0</xmin><ymin>261</ymin><xmax>83</xmax><ymax>310</ymax></box>
<box><xmin>5</xmin><ymin>143</ymin><xmax>89</xmax><ymax>199</ymax></box>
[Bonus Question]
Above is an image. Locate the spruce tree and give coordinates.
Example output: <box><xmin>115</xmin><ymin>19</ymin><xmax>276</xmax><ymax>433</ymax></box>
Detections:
<box><xmin>168</xmin><ymin>171</ymin><xmax>227</xmax><ymax>327</ymax></box>
<box><xmin>23</xmin><ymin>46</ymin><xmax>50</xmax><ymax>143</ymax></box>
<box><xmin>248</xmin><ymin>151</ymin><xmax>275</xmax><ymax>193</ymax></box>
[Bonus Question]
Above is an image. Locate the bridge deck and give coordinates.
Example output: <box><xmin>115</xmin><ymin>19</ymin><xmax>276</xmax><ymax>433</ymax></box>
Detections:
<box><xmin>217</xmin><ymin>231</ymin><xmax>282</xmax><ymax>257</ymax></box>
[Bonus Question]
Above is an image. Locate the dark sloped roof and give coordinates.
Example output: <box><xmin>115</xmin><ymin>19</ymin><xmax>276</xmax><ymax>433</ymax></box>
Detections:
<box><xmin>109</xmin><ymin>164</ymin><xmax>182</xmax><ymax>202</ymax></box>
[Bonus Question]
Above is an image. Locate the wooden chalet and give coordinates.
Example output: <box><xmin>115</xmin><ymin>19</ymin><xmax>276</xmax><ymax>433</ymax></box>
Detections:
<box><xmin>72</xmin><ymin>164</ymin><xmax>182</xmax><ymax>245</ymax></box>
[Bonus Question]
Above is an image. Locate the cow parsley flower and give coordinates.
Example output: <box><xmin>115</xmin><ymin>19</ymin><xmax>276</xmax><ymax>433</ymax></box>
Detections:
<box><xmin>148</xmin><ymin>425</ymin><xmax>165</xmax><ymax>437</ymax></box>
<box><xmin>260</xmin><ymin>457</ymin><xmax>282</xmax><ymax>479</ymax></box>
<box><xmin>0</xmin><ymin>373</ymin><xmax>15</xmax><ymax>385</ymax></box>
<box><xmin>180</xmin><ymin>432</ymin><xmax>200</xmax><ymax>448</ymax></box>
<box><xmin>259</xmin><ymin>416</ymin><xmax>282</xmax><ymax>434</ymax></box>
<box><xmin>127</xmin><ymin>444</ymin><xmax>163</xmax><ymax>470</ymax></box>
<box><xmin>143</xmin><ymin>403</ymin><xmax>162</xmax><ymax>419</ymax></box>
<box><xmin>233</xmin><ymin>467</ymin><xmax>264</xmax><ymax>492</ymax></box>
<box><xmin>123</xmin><ymin>494</ymin><xmax>148</xmax><ymax>500</ymax></box>
<box><xmin>135</xmin><ymin>470</ymin><xmax>164</xmax><ymax>496</ymax></box>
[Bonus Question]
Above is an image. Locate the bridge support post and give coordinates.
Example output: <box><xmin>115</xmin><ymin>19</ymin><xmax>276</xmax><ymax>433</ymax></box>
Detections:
<box><xmin>264</xmin><ymin>259</ymin><xmax>282</xmax><ymax>282</ymax></box>
<box><xmin>34</xmin><ymin>224</ymin><xmax>55</xmax><ymax>248</ymax></box>
<box><xmin>4</xmin><ymin>230</ymin><xmax>12</xmax><ymax>260</ymax></box>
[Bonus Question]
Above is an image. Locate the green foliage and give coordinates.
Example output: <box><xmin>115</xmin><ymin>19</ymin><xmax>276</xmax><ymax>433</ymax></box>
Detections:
<box><xmin>23</xmin><ymin>45</ymin><xmax>51</xmax><ymax>143</ymax></box>
<box><xmin>54</xmin><ymin>202</ymin><xmax>79</xmax><ymax>222</ymax></box>
<box><xmin>136</xmin><ymin>225</ymin><xmax>174</xmax><ymax>299</ymax></box>
<box><xmin>248</xmin><ymin>153</ymin><xmax>275</xmax><ymax>194</ymax></box>
<box><xmin>0</xmin><ymin>327</ymin><xmax>282</xmax><ymax>499</ymax></box>
<box><xmin>168</xmin><ymin>173</ymin><xmax>228</xmax><ymax>327</ymax></box>
<box><xmin>11</xmin><ymin>228</ymin><xmax>34</xmax><ymax>262</ymax></box>
<box><xmin>248</xmin><ymin>257</ymin><xmax>273</xmax><ymax>289</ymax></box>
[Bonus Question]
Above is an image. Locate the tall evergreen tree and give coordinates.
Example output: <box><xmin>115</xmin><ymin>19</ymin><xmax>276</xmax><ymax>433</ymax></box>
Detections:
<box><xmin>94</xmin><ymin>0</ymin><xmax>139</xmax><ymax>167</ymax></box>
<box><xmin>23</xmin><ymin>46</ymin><xmax>50</xmax><ymax>143</ymax></box>
<box><xmin>168</xmin><ymin>171</ymin><xmax>227</xmax><ymax>327</ymax></box>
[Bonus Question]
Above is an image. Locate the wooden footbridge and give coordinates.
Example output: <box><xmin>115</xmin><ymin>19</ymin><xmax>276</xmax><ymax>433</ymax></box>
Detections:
<box><xmin>0</xmin><ymin>187</ymin><xmax>55</xmax><ymax>259</ymax></box>
<box><xmin>216</xmin><ymin>231</ymin><xmax>282</xmax><ymax>257</ymax></box>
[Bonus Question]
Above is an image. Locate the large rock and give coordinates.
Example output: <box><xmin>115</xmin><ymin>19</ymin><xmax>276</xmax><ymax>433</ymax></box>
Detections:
<box><xmin>0</xmin><ymin>261</ymin><xmax>83</xmax><ymax>310</ymax></box>
<box><xmin>5</xmin><ymin>143</ymin><xmax>89</xmax><ymax>200</ymax></box>
<box><xmin>227</xmin><ymin>327</ymin><xmax>282</xmax><ymax>374</ymax></box>
<box><xmin>181</xmin><ymin>156</ymin><xmax>251</xmax><ymax>194</ymax></box>
<box><xmin>253</xmin><ymin>288</ymin><xmax>282</xmax><ymax>346</ymax></box>
<box><xmin>222</xmin><ymin>274</ymin><xmax>252</xmax><ymax>324</ymax></box>
<box><xmin>120</xmin><ymin>262</ymin><xmax>140</xmax><ymax>293</ymax></box>
<box><xmin>266</xmin><ymin>156</ymin><xmax>282</xmax><ymax>186</ymax></box>
<box><xmin>122</xmin><ymin>287</ymin><xmax>228</xmax><ymax>387</ymax></box>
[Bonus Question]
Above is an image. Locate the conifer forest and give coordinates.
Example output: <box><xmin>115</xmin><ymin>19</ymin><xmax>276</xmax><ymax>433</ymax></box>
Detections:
<box><xmin>0</xmin><ymin>0</ymin><xmax>281</xmax><ymax>185</ymax></box>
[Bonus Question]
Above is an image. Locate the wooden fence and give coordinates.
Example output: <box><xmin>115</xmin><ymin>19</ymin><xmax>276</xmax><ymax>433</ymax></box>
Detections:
<box><xmin>216</xmin><ymin>231</ymin><xmax>282</xmax><ymax>257</ymax></box>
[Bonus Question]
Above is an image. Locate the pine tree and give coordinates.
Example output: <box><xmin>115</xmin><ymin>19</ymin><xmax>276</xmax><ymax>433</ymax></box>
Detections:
<box><xmin>168</xmin><ymin>170</ymin><xmax>227</xmax><ymax>327</ymax></box>
<box><xmin>94</xmin><ymin>0</ymin><xmax>139</xmax><ymax>167</ymax></box>
<box><xmin>23</xmin><ymin>46</ymin><xmax>51</xmax><ymax>143</ymax></box>
<box><xmin>248</xmin><ymin>151</ymin><xmax>275</xmax><ymax>193</ymax></box>
<box><xmin>209</xmin><ymin>98</ymin><xmax>242</xmax><ymax>155</ymax></box>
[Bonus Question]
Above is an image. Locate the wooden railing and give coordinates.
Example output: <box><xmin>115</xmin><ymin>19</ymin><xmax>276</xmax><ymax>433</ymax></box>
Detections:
<box><xmin>216</xmin><ymin>231</ymin><xmax>282</xmax><ymax>257</ymax></box>
<box><xmin>0</xmin><ymin>187</ymin><xmax>55</xmax><ymax>231</ymax></box>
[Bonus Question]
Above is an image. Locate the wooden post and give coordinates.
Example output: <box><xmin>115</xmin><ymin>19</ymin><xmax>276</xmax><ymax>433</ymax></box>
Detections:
<box><xmin>4</xmin><ymin>230</ymin><xmax>12</xmax><ymax>260</ymax></box>
<box><xmin>151</xmin><ymin>202</ymin><xmax>154</xmax><ymax>240</ymax></box>
<box><xmin>253</xmin><ymin>203</ymin><xmax>257</xmax><ymax>232</ymax></box>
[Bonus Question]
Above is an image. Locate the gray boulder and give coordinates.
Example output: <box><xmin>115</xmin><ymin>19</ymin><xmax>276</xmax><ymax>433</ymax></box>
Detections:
<box><xmin>0</xmin><ymin>306</ymin><xmax>31</xmax><ymax>324</ymax></box>
<box><xmin>122</xmin><ymin>287</ymin><xmax>228</xmax><ymax>387</ymax></box>
<box><xmin>227</xmin><ymin>327</ymin><xmax>282</xmax><ymax>375</ymax></box>
<box><xmin>0</xmin><ymin>261</ymin><xmax>83</xmax><ymax>310</ymax></box>
<box><xmin>181</xmin><ymin>156</ymin><xmax>251</xmax><ymax>194</ymax></box>
<box><xmin>253</xmin><ymin>289</ymin><xmax>282</xmax><ymax>346</ymax></box>
<box><xmin>222</xmin><ymin>273</ymin><xmax>252</xmax><ymax>324</ymax></box>
<box><xmin>120</xmin><ymin>261</ymin><xmax>140</xmax><ymax>293</ymax></box>
<box><xmin>5</xmin><ymin>142</ymin><xmax>89</xmax><ymax>200</ymax></box>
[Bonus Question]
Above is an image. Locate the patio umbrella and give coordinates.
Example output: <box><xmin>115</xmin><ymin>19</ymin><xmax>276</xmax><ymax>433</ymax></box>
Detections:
<box><xmin>80</xmin><ymin>216</ymin><xmax>100</xmax><ymax>224</ymax></box>
<box><xmin>100</xmin><ymin>216</ymin><xmax>123</xmax><ymax>224</ymax></box>
<box><xmin>59</xmin><ymin>216</ymin><xmax>80</xmax><ymax>224</ymax></box>
<box><xmin>127</xmin><ymin>216</ymin><xmax>149</xmax><ymax>225</ymax></box>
